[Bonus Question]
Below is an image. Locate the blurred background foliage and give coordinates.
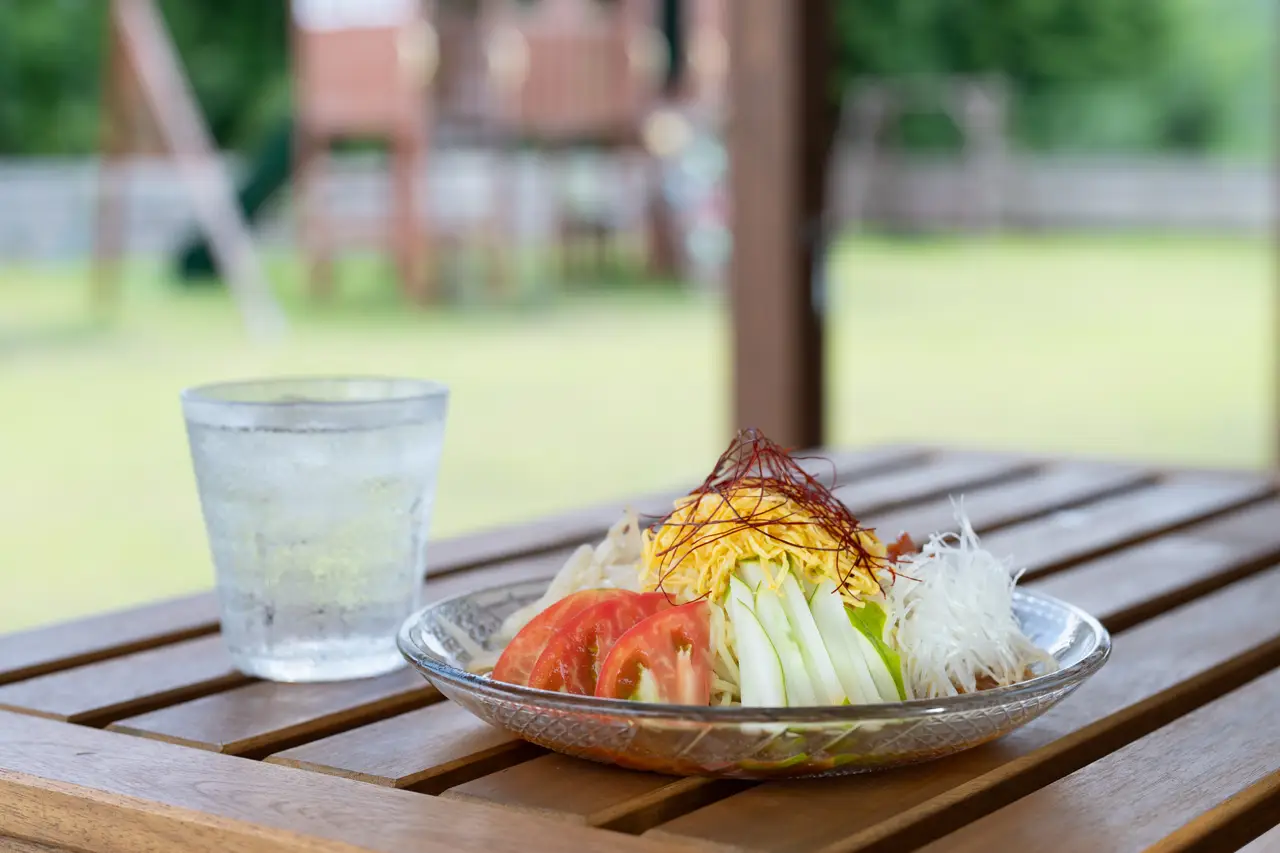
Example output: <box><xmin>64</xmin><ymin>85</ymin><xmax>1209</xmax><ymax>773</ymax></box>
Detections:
<box><xmin>0</xmin><ymin>0</ymin><xmax>1271</xmax><ymax>158</ymax></box>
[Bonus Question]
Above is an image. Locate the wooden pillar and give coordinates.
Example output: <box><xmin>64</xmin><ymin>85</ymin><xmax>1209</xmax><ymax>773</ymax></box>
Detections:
<box><xmin>727</xmin><ymin>0</ymin><xmax>834</xmax><ymax>449</ymax></box>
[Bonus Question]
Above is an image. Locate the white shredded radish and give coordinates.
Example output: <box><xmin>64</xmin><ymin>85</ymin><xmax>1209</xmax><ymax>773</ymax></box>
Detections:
<box><xmin>886</xmin><ymin>503</ymin><xmax>1057</xmax><ymax>699</ymax></box>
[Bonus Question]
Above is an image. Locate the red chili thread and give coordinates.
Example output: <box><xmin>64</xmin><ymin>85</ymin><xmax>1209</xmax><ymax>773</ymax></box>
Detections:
<box><xmin>646</xmin><ymin>428</ymin><xmax>899</xmax><ymax>600</ymax></box>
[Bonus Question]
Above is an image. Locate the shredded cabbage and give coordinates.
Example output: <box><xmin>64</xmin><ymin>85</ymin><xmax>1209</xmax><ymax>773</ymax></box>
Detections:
<box><xmin>885</xmin><ymin>504</ymin><xmax>1058</xmax><ymax>699</ymax></box>
<box><xmin>497</xmin><ymin>509</ymin><xmax>643</xmax><ymax>640</ymax></box>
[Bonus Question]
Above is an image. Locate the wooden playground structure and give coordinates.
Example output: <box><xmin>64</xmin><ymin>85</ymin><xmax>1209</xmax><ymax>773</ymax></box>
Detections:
<box><xmin>95</xmin><ymin>0</ymin><xmax>729</xmax><ymax>321</ymax></box>
<box><xmin>94</xmin><ymin>0</ymin><xmax>840</xmax><ymax>451</ymax></box>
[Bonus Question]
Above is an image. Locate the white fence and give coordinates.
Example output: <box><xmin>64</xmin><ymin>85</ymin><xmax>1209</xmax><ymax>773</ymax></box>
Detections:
<box><xmin>836</xmin><ymin>156</ymin><xmax>1272</xmax><ymax>232</ymax></box>
<box><xmin>0</xmin><ymin>151</ymin><xmax>1270</xmax><ymax>263</ymax></box>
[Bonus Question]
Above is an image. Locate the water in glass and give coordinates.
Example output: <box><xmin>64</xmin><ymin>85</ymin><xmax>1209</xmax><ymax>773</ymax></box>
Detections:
<box><xmin>183</xmin><ymin>378</ymin><xmax>447</xmax><ymax>682</ymax></box>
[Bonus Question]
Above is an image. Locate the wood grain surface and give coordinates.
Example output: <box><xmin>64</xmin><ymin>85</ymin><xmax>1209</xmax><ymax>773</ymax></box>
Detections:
<box><xmin>0</xmin><ymin>593</ymin><xmax>220</xmax><ymax>686</ymax></box>
<box><xmin>444</xmin><ymin>753</ymin><xmax>746</xmax><ymax>833</ymax></box>
<box><xmin>0</xmin><ymin>712</ymin><xmax>687</xmax><ymax>853</ymax></box>
<box><xmin>918</xmin><ymin>668</ymin><xmax>1280</xmax><ymax>853</ymax></box>
<box><xmin>1033</xmin><ymin>499</ymin><xmax>1280</xmax><ymax>631</ymax></box>
<box><xmin>865</xmin><ymin>461</ymin><xmax>1154</xmax><ymax>542</ymax></box>
<box><xmin>1145</xmin><ymin>771</ymin><xmax>1280</xmax><ymax>853</ymax></box>
<box><xmin>982</xmin><ymin>475</ymin><xmax>1273</xmax><ymax>578</ymax></box>
<box><xmin>832</xmin><ymin>452</ymin><xmax>1038</xmax><ymax>513</ymax></box>
<box><xmin>0</xmin><ymin>634</ymin><xmax>245</xmax><ymax>725</ymax></box>
<box><xmin>107</xmin><ymin>667</ymin><xmax>436</xmax><ymax>757</ymax></box>
<box><xmin>267</xmin><ymin>701</ymin><xmax>538</xmax><ymax>791</ymax></box>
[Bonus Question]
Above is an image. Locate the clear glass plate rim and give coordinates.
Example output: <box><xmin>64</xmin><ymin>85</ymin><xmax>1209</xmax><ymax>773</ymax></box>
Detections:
<box><xmin>397</xmin><ymin>581</ymin><xmax>1111</xmax><ymax>724</ymax></box>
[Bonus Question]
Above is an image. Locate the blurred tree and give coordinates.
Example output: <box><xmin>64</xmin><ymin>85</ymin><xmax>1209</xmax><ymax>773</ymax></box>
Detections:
<box><xmin>0</xmin><ymin>0</ymin><xmax>287</xmax><ymax>155</ymax></box>
<box><xmin>0</xmin><ymin>0</ymin><xmax>1269</xmax><ymax>157</ymax></box>
<box><xmin>833</xmin><ymin>0</ymin><xmax>1173</xmax><ymax>151</ymax></box>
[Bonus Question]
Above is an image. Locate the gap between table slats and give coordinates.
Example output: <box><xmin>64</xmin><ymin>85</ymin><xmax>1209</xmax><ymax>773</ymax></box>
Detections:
<box><xmin>639</xmin><ymin>564</ymin><xmax>1280</xmax><ymax>852</ymax></box>
<box><xmin>865</xmin><ymin>461</ymin><xmax>1155</xmax><ymax>542</ymax></box>
<box><xmin>1145</xmin><ymin>771</ymin><xmax>1280</xmax><ymax>853</ymax></box>
<box><xmin>0</xmin><ymin>837</ymin><xmax>75</xmax><ymax>852</ymax></box>
<box><xmin>368</xmin><ymin>488</ymin><xmax>1280</xmax><ymax>837</ymax></box>
<box><xmin>36</xmin><ymin>451</ymin><xmax>1030</xmax><ymax>750</ymax></box>
<box><xmin>106</xmin><ymin>667</ymin><xmax>440</xmax><ymax>759</ymax></box>
<box><xmin>986</xmin><ymin>473</ymin><xmax>1275</xmax><ymax>580</ymax></box>
<box><xmin>917</xmin><ymin>668</ymin><xmax>1280</xmax><ymax>853</ymax></box>
<box><xmin>0</xmin><ymin>444</ymin><xmax>928</xmax><ymax>687</ymax></box>
<box><xmin>266</xmin><ymin>701</ymin><xmax>542</xmax><ymax>791</ymax></box>
<box><xmin>0</xmin><ymin>634</ymin><xmax>248</xmax><ymax>726</ymax></box>
<box><xmin>1237</xmin><ymin>823</ymin><xmax>1280</xmax><ymax>853</ymax></box>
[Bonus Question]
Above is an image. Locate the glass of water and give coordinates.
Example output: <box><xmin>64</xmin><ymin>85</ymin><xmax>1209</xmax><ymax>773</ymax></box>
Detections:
<box><xmin>181</xmin><ymin>377</ymin><xmax>448</xmax><ymax>682</ymax></box>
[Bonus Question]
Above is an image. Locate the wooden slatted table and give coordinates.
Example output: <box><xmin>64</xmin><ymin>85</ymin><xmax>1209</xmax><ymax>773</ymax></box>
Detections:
<box><xmin>3</xmin><ymin>446</ymin><xmax>1279</xmax><ymax>853</ymax></box>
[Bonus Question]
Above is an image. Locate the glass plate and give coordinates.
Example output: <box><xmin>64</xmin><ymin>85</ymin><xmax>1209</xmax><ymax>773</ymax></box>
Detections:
<box><xmin>397</xmin><ymin>579</ymin><xmax>1110</xmax><ymax>779</ymax></box>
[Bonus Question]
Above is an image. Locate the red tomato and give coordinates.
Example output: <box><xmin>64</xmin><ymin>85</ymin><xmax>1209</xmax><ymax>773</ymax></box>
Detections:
<box><xmin>527</xmin><ymin>592</ymin><xmax>672</xmax><ymax>695</ymax></box>
<box><xmin>492</xmin><ymin>589</ymin><xmax>633</xmax><ymax>686</ymax></box>
<box><xmin>595</xmin><ymin>601</ymin><xmax>713</xmax><ymax>705</ymax></box>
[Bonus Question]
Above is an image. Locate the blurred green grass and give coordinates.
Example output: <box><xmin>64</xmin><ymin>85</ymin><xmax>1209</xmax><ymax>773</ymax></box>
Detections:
<box><xmin>0</xmin><ymin>233</ymin><xmax>1271</xmax><ymax>632</ymax></box>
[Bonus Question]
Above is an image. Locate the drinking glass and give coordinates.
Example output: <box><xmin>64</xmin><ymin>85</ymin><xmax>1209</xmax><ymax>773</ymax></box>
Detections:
<box><xmin>181</xmin><ymin>377</ymin><xmax>448</xmax><ymax>682</ymax></box>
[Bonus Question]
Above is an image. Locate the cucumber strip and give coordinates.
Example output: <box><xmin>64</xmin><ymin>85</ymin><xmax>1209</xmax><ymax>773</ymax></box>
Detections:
<box><xmin>808</xmin><ymin>580</ymin><xmax>881</xmax><ymax>704</ymax></box>
<box><xmin>741</xmin><ymin>567</ymin><xmax>818</xmax><ymax>707</ymax></box>
<box><xmin>727</xmin><ymin>576</ymin><xmax>787</xmax><ymax>707</ymax></box>
<box><xmin>776</xmin><ymin>570</ymin><xmax>848</xmax><ymax>706</ymax></box>
<box><xmin>847</xmin><ymin>601</ymin><xmax>907</xmax><ymax>700</ymax></box>
<box><xmin>851</xmin><ymin>628</ymin><xmax>901</xmax><ymax>702</ymax></box>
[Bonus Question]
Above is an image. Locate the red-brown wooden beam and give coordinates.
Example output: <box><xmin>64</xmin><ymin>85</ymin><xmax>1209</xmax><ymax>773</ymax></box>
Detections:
<box><xmin>727</xmin><ymin>0</ymin><xmax>835</xmax><ymax>449</ymax></box>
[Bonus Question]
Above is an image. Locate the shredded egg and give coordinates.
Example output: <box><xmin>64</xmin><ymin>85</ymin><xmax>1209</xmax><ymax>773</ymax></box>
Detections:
<box><xmin>640</xmin><ymin>486</ymin><xmax>887</xmax><ymax>606</ymax></box>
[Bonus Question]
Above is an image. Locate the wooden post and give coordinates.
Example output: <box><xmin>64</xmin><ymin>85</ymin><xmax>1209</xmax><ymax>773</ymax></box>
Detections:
<box><xmin>727</xmin><ymin>0</ymin><xmax>834</xmax><ymax>448</ymax></box>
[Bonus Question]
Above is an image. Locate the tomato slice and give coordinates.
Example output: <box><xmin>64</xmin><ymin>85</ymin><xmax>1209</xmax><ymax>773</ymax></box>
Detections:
<box><xmin>492</xmin><ymin>589</ymin><xmax>633</xmax><ymax>686</ymax></box>
<box><xmin>527</xmin><ymin>592</ymin><xmax>672</xmax><ymax>695</ymax></box>
<box><xmin>595</xmin><ymin>601</ymin><xmax>713</xmax><ymax>705</ymax></box>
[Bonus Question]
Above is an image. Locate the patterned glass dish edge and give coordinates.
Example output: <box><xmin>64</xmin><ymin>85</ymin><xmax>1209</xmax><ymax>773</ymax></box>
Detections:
<box><xmin>397</xmin><ymin>578</ymin><xmax>1111</xmax><ymax>778</ymax></box>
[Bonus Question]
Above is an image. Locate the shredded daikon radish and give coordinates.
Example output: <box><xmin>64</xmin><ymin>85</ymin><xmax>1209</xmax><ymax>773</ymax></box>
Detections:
<box><xmin>886</xmin><ymin>503</ymin><xmax>1057</xmax><ymax>699</ymax></box>
<box><xmin>496</xmin><ymin>509</ymin><xmax>643</xmax><ymax>640</ymax></box>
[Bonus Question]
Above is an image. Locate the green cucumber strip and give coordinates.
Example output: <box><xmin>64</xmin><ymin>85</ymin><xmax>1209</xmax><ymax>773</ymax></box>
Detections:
<box><xmin>727</xmin><ymin>576</ymin><xmax>787</xmax><ymax>706</ymax></box>
<box><xmin>847</xmin><ymin>601</ymin><xmax>906</xmax><ymax>700</ymax></box>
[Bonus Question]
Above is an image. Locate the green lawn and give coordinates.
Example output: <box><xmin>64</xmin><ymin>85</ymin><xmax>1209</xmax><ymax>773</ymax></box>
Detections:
<box><xmin>1</xmin><ymin>234</ymin><xmax>1271</xmax><ymax>632</ymax></box>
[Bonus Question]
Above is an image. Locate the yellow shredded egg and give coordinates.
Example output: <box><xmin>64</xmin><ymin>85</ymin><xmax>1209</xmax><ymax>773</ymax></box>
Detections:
<box><xmin>640</xmin><ymin>486</ymin><xmax>887</xmax><ymax>606</ymax></box>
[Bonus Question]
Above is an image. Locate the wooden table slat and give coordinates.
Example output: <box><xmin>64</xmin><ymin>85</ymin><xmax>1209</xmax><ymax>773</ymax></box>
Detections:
<box><xmin>1034</xmin><ymin>499</ymin><xmax>1280</xmax><ymax>632</ymax></box>
<box><xmin>919</xmin><ymin>669</ymin><xmax>1280</xmax><ymax>853</ymax></box>
<box><xmin>866</xmin><ymin>460</ymin><xmax>1155</xmax><ymax>543</ymax></box>
<box><xmin>1147</xmin><ymin>771</ymin><xmax>1280</xmax><ymax>853</ymax></box>
<box><xmin>642</xmin><ymin>565</ymin><xmax>1280</xmax><ymax>853</ymax></box>
<box><xmin>832</xmin><ymin>451</ymin><xmax>1038</xmax><ymax>515</ymax></box>
<box><xmin>107</xmin><ymin>667</ymin><xmax>437</xmax><ymax>757</ymax></box>
<box><xmin>982</xmin><ymin>474</ymin><xmax>1274</xmax><ymax>579</ymax></box>
<box><xmin>266</xmin><ymin>701</ymin><xmax>537</xmax><ymax>791</ymax></box>
<box><xmin>443</xmin><ymin>753</ymin><xmax>747</xmax><ymax>832</ymax></box>
<box><xmin>0</xmin><ymin>712</ymin><xmax>681</xmax><ymax>853</ymax></box>
<box><xmin>0</xmin><ymin>592</ymin><xmax>220</xmax><ymax>686</ymax></box>
<box><xmin>0</xmin><ymin>634</ymin><xmax>246</xmax><ymax>725</ymax></box>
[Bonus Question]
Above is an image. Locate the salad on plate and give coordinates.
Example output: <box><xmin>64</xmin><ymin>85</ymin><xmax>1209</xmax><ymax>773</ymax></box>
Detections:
<box><xmin>482</xmin><ymin>429</ymin><xmax>1057</xmax><ymax>708</ymax></box>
